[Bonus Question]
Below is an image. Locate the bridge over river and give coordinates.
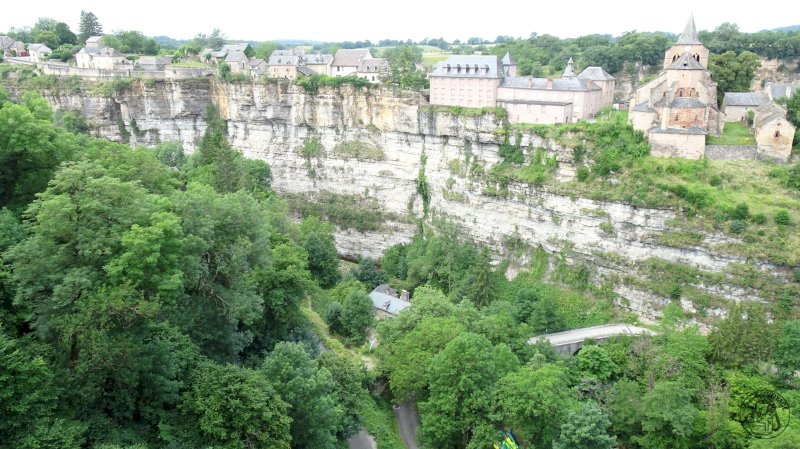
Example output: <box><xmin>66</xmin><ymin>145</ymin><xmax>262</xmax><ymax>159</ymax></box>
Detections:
<box><xmin>529</xmin><ymin>323</ymin><xmax>655</xmax><ymax>355</ymax></box>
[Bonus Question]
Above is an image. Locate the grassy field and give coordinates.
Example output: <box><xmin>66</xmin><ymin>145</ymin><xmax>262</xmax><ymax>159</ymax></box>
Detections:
<box><xmin>706</xmin><ymin>122</ymin><xmax>756</xmax><ymax>145</ymax></box>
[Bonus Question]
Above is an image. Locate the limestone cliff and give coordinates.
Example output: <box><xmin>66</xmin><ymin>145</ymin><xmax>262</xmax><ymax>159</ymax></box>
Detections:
<box><xmin>12</xmin><ymin>78</ymin><xmax>792</xmax><ymax>322</ymax></box>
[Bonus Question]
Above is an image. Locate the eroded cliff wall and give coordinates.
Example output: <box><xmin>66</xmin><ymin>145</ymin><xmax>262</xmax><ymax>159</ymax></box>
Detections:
<box><xmin>14</xmin><ymin>78</ymin><xmax>790</xmax><ymax>321</ymax></box>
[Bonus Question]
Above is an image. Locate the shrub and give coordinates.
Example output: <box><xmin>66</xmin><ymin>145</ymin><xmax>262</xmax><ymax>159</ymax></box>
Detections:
<box><xmin>709</xmin><ymin>175</ymin><xmax>722</xmax><ymax>186</ymax></box>
<box><xmin>794</xmin><ymin>269</ymin><xmax>800</xmax><ymax>283</ymax></box>
<box><xmin>576</xmin><ymin>167</ymin><xmax>590</xmax><ymax>182</ymax></box>
<box><xmin>729</xmin><ymin>220</ymin><xmax>746</xmax><ymax>234</ymax></box>
<box><xmin>775</xmin><ymin>209</ymin><xmax>791</xmax><ymax>226</ymax></box>
<box><xmin>751</xmin><ymin>213</ymin><xmax>767</xmax><ymax>225</ymax></box>
<box><xmin>669</xmin><ymin>285</ymin><xmax>682</xmax><ymax>300</ymax></box>
<box><xmin>731</xmin><ymin>203</ymin><xmax>750</xmax><ymax>220</ymax></box>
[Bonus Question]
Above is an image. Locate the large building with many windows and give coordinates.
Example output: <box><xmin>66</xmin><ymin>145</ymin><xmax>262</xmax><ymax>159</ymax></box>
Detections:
<box><xmin>429</xmin><ymin>53</ymin><xmax>614</xmax><ymax>124</ymax></box>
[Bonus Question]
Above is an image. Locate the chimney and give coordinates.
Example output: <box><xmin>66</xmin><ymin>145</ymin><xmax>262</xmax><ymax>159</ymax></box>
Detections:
<box><xmin>547</xmin><ymin>78</ymin><xmax>554</xmax><ymax>89</ymax></box>
<box><xmin>383</xmin><ymin>300</ymin><xmax>391</xmax><ymax>311</ymax></box>
<box><xmin>528</xmin><ymin>78</ymin><xmax>533</xmax><ymax>88</ymax></box>
<box><xmin>401</xmin><ymin>290</ymin><xmax>409</xmax><ymax>301</ymax></box>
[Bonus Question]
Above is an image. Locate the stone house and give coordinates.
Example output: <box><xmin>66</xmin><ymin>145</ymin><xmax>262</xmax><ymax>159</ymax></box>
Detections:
<box><xmin>249</xmin><ymin>57</ymin><xmax>267</xmax><ymax>78</ymax></box>
<box><xmin>765</xmin><ymin>81</ymin><xmax>798</xmax><ymax>101</ymax></box>
<box><xmin>0</xmin><ymin>36</ymin><xmax>25</xmax><ymax>56</ymax></box>
<box><xmin>267</xmin><ymin>50</ymin><xmax>304</xmax><ymax>79</ymax></box>
<box><xmin>629</xmin><ymin>16</ymin><xmax>723</xmax><ymax>159</ymax></box>
<box><xmin>27</xmin><ymin>44</ymin><xmax>52</xmax><ymax>63</ymax></box>
<box><xmin>430</xmin><ymin>53</ymin><xmax>614</xmax><ymax>123</ymax></box>
<box><xmin>76</xmin><ymin>44</ymin><xmax>128</xmax><ymax>70</ymax></box>
<box><xmin>332</xmin><ymin>49</ymin><xmax>372</xmax><ymax>77</ymax></box>
<box><xmin>85</xmin><ymin>36</ymin><xmax>103</xmax><ymax>48</ymax></box>
<box><xmin>356</xmin><ymin>58</ymin><xmax>388</xmax><ymax>83</ymax></box>
<box><xmin>753</xmin><ymin>102</ymin><xmax>795</xmax><ymax>161</ymax></box>
<box><xmin>136</xmin><ymin>56</ymin><xmax>171</xmax><ymax>71</ymax></box>
<box><xmin>304</xmin><ymin>53</ymin><xmax>333</xmax><ymax>76</ymax></box>
<box><xmin>225</xmin><ymin>51</ymin><xmax>249</xmax><ymax>73</ymax></box>
<box><xmin>721</xmin><ymin>92</ymin><xmax>770</xmax><ymax>123</ymax></box>
<box><xmin>369</xmin><ymin>284</ymin><xmax>410</xmax><ymax>319</ymax></box>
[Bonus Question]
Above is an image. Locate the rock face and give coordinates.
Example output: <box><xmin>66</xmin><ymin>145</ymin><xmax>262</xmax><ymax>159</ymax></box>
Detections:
<box><xmin>18</xmin><ymin>78</ymin><xmax>786</xmax><ymax>319</ymax></box>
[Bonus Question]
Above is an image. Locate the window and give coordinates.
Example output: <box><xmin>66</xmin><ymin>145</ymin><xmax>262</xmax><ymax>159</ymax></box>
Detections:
<box><xmin>775</xmin><ymin>131</ymin><xmax>781</xmax><ymax>138</ymax></box>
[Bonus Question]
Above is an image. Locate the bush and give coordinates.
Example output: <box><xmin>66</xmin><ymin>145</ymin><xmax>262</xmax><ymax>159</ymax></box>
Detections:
<box><xmin>794</xmin><ymin>269</ymin><xmax>800</xmax><ymax>283</ymax></box>
<box><xmin>775</xmin><ymin>209</ymin><xmax>791</xmax><ymax>226</ymax></box>
<box><xmin>576</xmin><ymin>167</ymin><xmax>590</xmax><ymax>182</ymax></box>
<box><xmin>731</xmin><ymin>202</ymin><xmax>750</xmax><ymax>220</ymax></box>
<box><xmin>751</xmin><ymin>213</ymin><xmax>767</xmax><ymax>225</ymax></box>
<box><xmin>729</xmin><ymin>220</ymin><xmax>746</xmax><ymax>234</ymax></box>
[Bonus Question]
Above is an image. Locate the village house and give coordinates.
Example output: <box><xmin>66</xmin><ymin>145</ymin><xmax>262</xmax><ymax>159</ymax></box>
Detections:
<box><xmin>332</xmin><ymin>49</ymin><xmax>371</xmax><ymax>77</ymax></box>
<box><xmin>267</xmin><ymin>50</ymin><xmax>305</xmax><ymax>79</ymax></box>
<box><xmin>225</xmin><ymin>50</ymin><xmax>249</xmax><ymax>73</ymax></box>
<box><xmin>304</xmin><ymin>53</ymin><xmax>333</xmax><ymax>76</ymax></box>
<box><xmin>629</xmin><ymin>16</ymin><xmax>723</xmax><ymax>159</ymax></box>
<box><xmin>356</xmin><ymin>58</ymin><xmax>389</xmax><ymax>83</ymax></box>
<box><xmin>765</xmin><ymin>81</ymin><xmax>799</xmax><ymax>101</ymax></box>
<box><xmin>136</xmin><ymin>56</ymin><xmax>171</xmax><ymax>71</ymax></box>
<box><xmin>721</xmin><ymin>92</ymin><xmax>770</xmax><ymax>123</ymax></box>
<box><xmin>0</xmin><ymin>36</ymin><xmax>26</xmax><ymax>57</ymax></box>
<box><xmin>202</xmin><ymin>43</ymin><xmax>253</xmax><ymax>64</ymax></box>
<box><xmin>249</xmin><ymin>57</ymin><xmax>267</xmax><ymax>79</ymax></box>
<box><xmin>27</xmin><ymin>44</ymin><xmax>52</xmax><ymax>63</ymax></box>
<box><xmin>430</xmin><ymin>52</ymin><xmax>614</xmax><ymax>124</ymax></box>
<box><xmin>368</xmin><ymin>284</ymin><xmax>411</xmax><ymax>319</ymax></box>
<box><xmin>753</xmin><ymin>102</ymin><xmax>796</xmax><ymax>161</ymax></box>
<box><xmin>75</xmin><ymin>36</ymin><xmax>129</xmax><ymax>70</ymax></box>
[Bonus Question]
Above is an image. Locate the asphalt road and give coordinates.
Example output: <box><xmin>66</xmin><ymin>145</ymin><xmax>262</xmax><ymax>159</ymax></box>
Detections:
<box><xmin>394</xmin><ymin>399</ymin><xmax>420</xmax><ymax>449</ymax></box>
<box><xmin>348</xmin><ymin>430</ymin><xmax>377</xmax><ymax>449</ymax></box>
<box><xmin>528</xmin><ymin>323</ymin><xmax>654</xmax><ymax>346</ymax></box>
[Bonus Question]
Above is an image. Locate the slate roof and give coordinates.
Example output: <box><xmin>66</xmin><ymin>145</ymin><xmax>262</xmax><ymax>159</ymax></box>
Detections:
<box><xmin>357</xmin><ymin>58</ymin><xmax>388</xmax><ymax>73</ymax></box>
<box><xmin>28</xmin><ymin>44</ymin><xmax>52</xmax><ymax>53</ymax></box>
<box><xmin>225</xmin><ymin>51</ymin><xmax>248</xmax><ymax>63</ymax></box>
<box><xmin>654</xmin><ymin>96</ymin><xmax>707</xmax><ymax>108</ymax></box>
<box><xmin>502</xmin><ymin>51</ymin><xmax>516</xmax><ymax>65</ymax></box>
<box><xmin>86</xmin><ymin>36</ymin><xmax>103</xmax><ymax>44</ymax></box>
<box><xmin>631</xmin><ymin>102</ymin><xmax>657</xmax><ymax>113</ymax></box>
<box><xmin>268</xmin><ymin>53</ymin><xmax>302</xmax><ymax>66</ymax></box>
<box><xmin>499</xmin><ymin>99</ymin><xmax>572</xmax><ymax>106</ymax></box>
<box><xmin>755</xmin><ymin>102</ymin><xmax>788</xmax><ymax>127</ymax></box>
<box><xmin>431</xmin><ymin>55</ymin><xmax>503</xmax><ymax>78</ymax></box>
<box><xmin>676</xmin><ymin>15</ymin><xmax>701</xmax><ymax>45</ymax></box>
<box><xmin>650</xmin><ymin>126</ymin><xmax>707</xmax><ymax>135</ymax></box>
<box><xmin>577</xmin><ymin>66</ymin><xmax>615</xmax><ymax>81</ymax></box>
<box><xmin>78</xmin><ymin>47</ymin><xmax>124</xmax><ymax>57</ymax></box>
<box><xmin>723</xmin><ymin>92</ymin><xmax>770</xmax><ymax>107</ymax></box>
<box><xmin>501</xmin><ymin>76</ymin><xmax>600</xmax><ymax>91</ymax></box>
<box><xmin>766</xmin><ymin>82</ymin><xmax>798</xmax><ymax>100</ymax></box>
<box><xmin>220</xmin><ymin>43</ymin><xmax>250</xmax><ymax>54</ymax></box>
<box><xmin>0</xmin><ymin>36</ymin><xmax>14</xmax><ymax>50</ymax></box>
<box><xmin>332</xmin><ymin>49</ymin><xmax>371</xmax><ymax>67</ymax></box>
<box><xmin>667</xmin><ymin>52</ymin><xmax>705</xmax><ymax>70</ymax></box>
<box><xmin>369</xmin><ymin>285</ymin><xmax>411</xmax><ymax>316</ymax></box>
<box><xmin>297</xmin><ymin>65</ymin><xmax>315</xmax><ymax>76</ymax></box>
<box><xmin>305</xmin><ymin>53</ymin><xmax>333</xmax><ymax>65</ymax></box>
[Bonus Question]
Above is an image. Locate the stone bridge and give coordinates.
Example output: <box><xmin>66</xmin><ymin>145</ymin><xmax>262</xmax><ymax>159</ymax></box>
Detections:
<box><xmin>528</xmin><ymin>323</ymin><xmax>655</xmax><ymax>355</ymax></box>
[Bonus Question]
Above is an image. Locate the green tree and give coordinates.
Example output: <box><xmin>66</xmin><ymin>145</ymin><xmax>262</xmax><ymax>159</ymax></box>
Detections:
<box><xmin>708</xmin><ymin>51</ymin><xmax>761</xmax><ymax>105</ymax></box>
<box><xmin>528</xmin><ymin>293</ymin><xmax>564</xmax><ymax>333</ymax></box>
<box><xmin>577</xmin><ymin>344</ymin><xmax>619</xmax><ymax>381</ymax></box>
<box><xmin>339</xmin><ymin>290</ymin><xmax>375</xmax><ymax>342</ymax></box>
<box><xmin>708</xmin><ymin>303</ymin><xmax>774</xmax><ymax>368</ymax></box>
<box><xmin>32</xmin><ymin>30</ymin><xmax>59</xmax><ymax>49</ymax></box>
<box><xmin>300</xmin><ymin>217</ymin><xmax>340</xmax><ymax>287</ymax></box>
<box><xmin>78</xmin><ymin>11</ymin><xmax>103</xmax><ymax>43</ymax></box>
<box><xmin>255</xmin><ymin>41</ymin><xmax>278</xmax><ymax>59</ymax></box>
<box><xmin>261</xmin><ymin>342</ymin><xmax>342</xmax><ymax>449</ymax></box>
<box><xmin>419</xmin><ymin>333</ymin><xmax>499</xmax><ymax>449</ymax></box>
<box><xmin>638</xmin><ymin>381</ymin><xmax>698</xmax><ymax>449</ymax></box>
<box><xmin>179</xmin><ymin>361</ymin><xmax>291</xmax><ymax>449</ymax></box>
<box><xmin>384</xmin><ymin>45</ymin><xmax>428</xmax><ymax>88</ymax></box>
<box><xmin>492</xmin><ymin>363</ymin><xmax>572</xmax><ymax>449</ymax></box>
<box><xmin>775</xmin><ymin>320</ymin><xmax>800</xmax><ymax>375</ymax></box>
<box><xmin>554</xmin><ymin>401</ymin><xmax>616</xmax><ymax>449</ymax></box>
<box><xmin>609</xmin><ymin>380</ymin><xmax>644</xmax><ymax>448</ymax></box>
<box><xmin>351</xmin><ymin>257</ymin><xmax>388</xmax><ymax>289</ymax></box>
<box><xmin>467</xmin><ymin>249</ymin><xmax>495</xmax><ymax>308</ymax></box>
<box><xmin>319</xmin><ymin>352</ymin><xmax>367</xmax><ymax>438</ymax></box>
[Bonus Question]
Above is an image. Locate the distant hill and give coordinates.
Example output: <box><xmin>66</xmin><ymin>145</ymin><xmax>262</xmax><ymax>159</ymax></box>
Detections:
<box><xmin>151</xmin><ymin>35</ymin><xmax>322</xmax><ymax>50</ymax></box>
<box><xmin>769</xmin><ymin>25</ymin><xmax>800</xmax><ymax>32</ymax></box>
<box><xmin>152</xmin><ymin>35</ymin><xmax>188</xmax><ymax>49</ymax></box>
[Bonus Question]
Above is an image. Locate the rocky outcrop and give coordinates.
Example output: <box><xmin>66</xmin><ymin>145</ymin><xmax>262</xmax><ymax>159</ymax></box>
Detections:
<box><xmin>10</xmin><ymin>78</ymin><xmax>788</xmax><ymax>319</ymax></box>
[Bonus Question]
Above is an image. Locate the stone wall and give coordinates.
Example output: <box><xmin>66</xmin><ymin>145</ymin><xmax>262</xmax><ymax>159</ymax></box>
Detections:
<box><xmin>704</xmin><ymin>145</ymin><xmax>757</xmax><ymax>160</ymax></box>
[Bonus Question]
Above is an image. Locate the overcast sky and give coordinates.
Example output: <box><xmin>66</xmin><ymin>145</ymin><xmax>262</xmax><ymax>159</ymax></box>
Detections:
<box><xmin>1</xmin><ymin>1</ymin><xmax>793</xmax><ymax>43</ymax></box>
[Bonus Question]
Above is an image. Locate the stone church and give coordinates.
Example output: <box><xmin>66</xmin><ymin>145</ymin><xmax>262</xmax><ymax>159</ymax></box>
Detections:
<box><xmin>629</xmin><ymin>16</ymin><xmax>724</xmax><ymax>159</ymax></box>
